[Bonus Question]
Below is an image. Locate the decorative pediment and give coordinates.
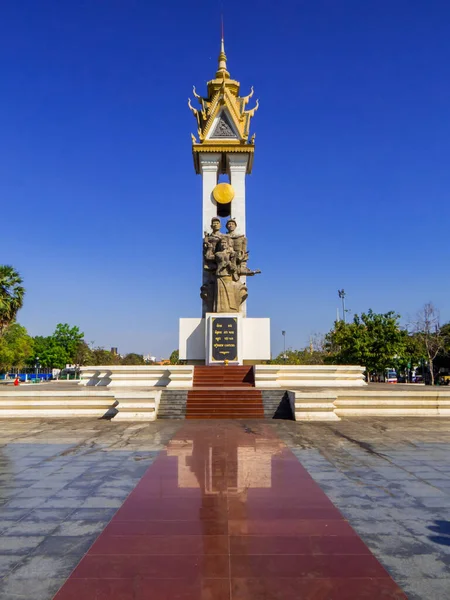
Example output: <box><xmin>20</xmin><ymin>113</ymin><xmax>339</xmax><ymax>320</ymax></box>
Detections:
<box><xmin>208</xmin><ymin>110</ymin><xmax>239</xmax><ymax>140</ymax></box>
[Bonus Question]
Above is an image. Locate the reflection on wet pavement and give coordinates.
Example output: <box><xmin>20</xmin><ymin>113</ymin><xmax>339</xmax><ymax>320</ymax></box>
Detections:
<box><xmin>52</xmin><ymin>421</ymin><xmax>405</xmax><ymax>600</ymax></box>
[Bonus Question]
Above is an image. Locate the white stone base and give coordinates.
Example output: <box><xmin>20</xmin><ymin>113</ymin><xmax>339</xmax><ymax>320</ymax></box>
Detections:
<box><xmin>0</xmin><ymin>389</ymin><xmax>162</xmax><ymax>421</ymax></box>
<box><xmin>288</xmin><ymin>388</ymin><xmax>450</xmax><ymax>421</ymax></box>
<box><xmin>334</xmin><ymin>389</ymin><xmax>450</xmax><ymax>417</ymax></box>
<box><xmin>79</xmin><ymin>365</ymin><xmax>194</xmax><ymax>388</ymax></box>
<box><xmin>288</xmin><ymin>391</ymin><xmax>340</xmax><ymax>421</ymax></box>
<box><xmin>179</xmin><ymin>317</ymin><xmax>270</xmax><ymax>363</ymax></box>
<box><xmin>0</xmin><ymin>390</ymin><xmax>117</xmax><ymax>418</ymax></box>
<box><xmin>113</xmin><ymin>391</ymin><xmax>161</xmax><ymax>421</ymax></box>
<box><xmin>255</xmin><ymin>365</ymin><xmax>366</xmax><ymax>388</ymax></box>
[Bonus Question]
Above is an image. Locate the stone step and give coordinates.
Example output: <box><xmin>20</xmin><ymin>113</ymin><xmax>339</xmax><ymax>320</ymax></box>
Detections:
<box><xmin>187</xmin><ymin>402</ymin><xmax>264</xmax><ymax>408</ymax></box>
<box><xmin>158</xmin><ymin>390</ymin><xmax>188</xmax><ymax>420</ymax></box>
<box><xmin>185</xmin><ymin>408</ymin><xmax>264</xmax><ymax>413</ymax></box>
<box><xmin>186</xmin><ymin>414</ymin><xmax>264</xmax><ymax>420</ymax></box>
<box><xmin>193</xmin><ymin>366</ymin><xmax>255</xmax><ymax>388</ymax></box>
<box><xmin>189</xmin><ymin>390</ymin><xmax>261</xmax><ymax>394</ymax></box>
<box><xmin>189</xmin><ymin>392</ymin><xmax>261</xmax><ymax>402</ymax></box>
<box><xmin>186</xmin><ymin>381</ymin><xmax>264</xmax><ymax>419</ymax></box>
<box><xmin>261</xmin><ymin>390</ymin><xmax>294</xmax><ymax>420</ymax></box>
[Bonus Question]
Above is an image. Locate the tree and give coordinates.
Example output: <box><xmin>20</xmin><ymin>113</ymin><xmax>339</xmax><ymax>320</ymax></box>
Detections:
<box><xmin>325</xmin><ymin>310</ymin><xmax>406</xmax><ymax>380</ymax></box>
<box><xmin>121</xmin><ymin>353</ymin><xmax>145</xmax><ymax>365</ymax></box>
<box><xmin>73</xmin><ymin>341</ymin><xmax>93</xmax><ymax>366</ymax></box>
<box><xmin>410</xmin><ymin>303</ymin><xmax>446</xmax><ymax>385</ymax></box>
<box><xmin>52</xmin><ymin>324</ymin><xmax>84</xmax><ymax>364</ymax></box>
<box><xmin>0</xmin><ymin>266</ymin><xmax>25</xmax><ymax>335</ymax></box>
<box><xmin>89</xmin><ymin>347</ymin><xmax>121</xmax><ymax>366</ymax></box>
<box><xmin>170</xmin><ymin>349</ymin><xmax>180</xmax><ymax>365</ymax></box>
<box><xmin>393</xmin><ymin>331</ymin><xmax>425</xmax><ymax>382</ymax></box>
<box><xmin>0</xmin><ymin>324</ymin><xmax>34</xmax><ymax>371</ymax></box>
<box><xmin>440</xmin><ymin>322</ymin><xmax>450</xmax><ymax>345</ymax></box>
<box><xmin>31</xmin><ymin>336</ymin><xmax>70</xmax><ymax>369</ymax></box>
<box><xmin>30</xmin><ymin>324</ymin><xmax>85</xmax><ymax>369</ymax></box>
<box><xmin>271</xmin><ymin>348</ymin><xmax>325</xmax><ymax>365</ymax></box>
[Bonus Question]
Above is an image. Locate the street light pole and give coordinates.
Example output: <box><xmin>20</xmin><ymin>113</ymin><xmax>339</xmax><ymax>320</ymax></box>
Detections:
<box><xmin>282</xmin><ymin>330</ymin><xmax>286</xmax><ymax>363</ymax></box>
<box><xmin>338</xmin><ymin>289</ymin><xmax>346</xmax><ymax>323</ymax></box>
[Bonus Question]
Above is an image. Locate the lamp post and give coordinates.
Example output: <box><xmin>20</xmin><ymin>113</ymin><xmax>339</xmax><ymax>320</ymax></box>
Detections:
<box><xmin>338</xmin><ymin>289</ymin><xmax>346</xmax><ymax>323</ymax></box>
<box><xmin>281</xmin><ymin>330</ymin><xmax>286</xmax><ymax>363</ymax></box>
<box><xmin>35</xmin><ymin>356</ymin><xmax>40</xmax><ymax>383</ymax></box>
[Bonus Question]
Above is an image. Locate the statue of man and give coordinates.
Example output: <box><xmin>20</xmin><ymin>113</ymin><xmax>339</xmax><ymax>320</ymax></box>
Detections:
<box><xmin>203</xmin><ymin>217</ymin><xmax>222</xmax><ymax>267</ymax></box>
<box><xmin>225</xmin><ymin>218</ymin><xmax>261</xmax><ymax>276</ymax></box>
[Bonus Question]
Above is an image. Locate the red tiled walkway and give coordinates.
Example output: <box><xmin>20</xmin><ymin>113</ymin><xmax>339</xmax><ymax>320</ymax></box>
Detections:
<box><xmin>54</xmin><ymin>422</ymin><xmax>407</xmax><ymax>600</ymax></box>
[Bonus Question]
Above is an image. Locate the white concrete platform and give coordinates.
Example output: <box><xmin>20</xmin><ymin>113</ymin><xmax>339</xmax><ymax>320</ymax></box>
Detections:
<box><xmin>255</xmin><ymin>365</ymin><xmax>366</xmax><ymax>388</ymax></box>
<box><xmin>335</xmin><ymin>389</ymin><xmax>450</xmax><ymax>417</ymax></box>
<box><xmin>288</xmin><ymin>391</ymin><xmax>340</xmax><ymax>421</ymax></box>
<box><xmin>289</xmin><ymin>388</ymin><xmax>450</xmax><ymax>421</ymax></box>
<box><xmin>0</xmin><ymin>389</ymin><xmax>161</xmax><ymax>420</ymax></box>
<box><xmin>0</xmin><ymin>390</ymin><xmax>117</xmax><ymax>418</ymax></box>
<box><xmin>79</xmin><ymin>365</ymin><xmax>194</xmax><ymax>388</ymax></box>
<box><xmin>112</xmin><ymin>390</ymin><xmax>161</xmax><ymax>421</ymax></box>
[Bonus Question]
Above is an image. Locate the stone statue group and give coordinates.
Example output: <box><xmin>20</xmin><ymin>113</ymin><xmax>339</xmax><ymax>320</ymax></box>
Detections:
<box><xmin>201</xmin><ymin>217</ymin><xmax>261</xmax><ymax>315</ymax></box>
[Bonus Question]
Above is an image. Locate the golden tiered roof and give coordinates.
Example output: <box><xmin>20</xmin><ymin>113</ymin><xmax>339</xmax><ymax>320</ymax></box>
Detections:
<box><xmin>189</xmin><ymin>38</ymin><xmax>258</xmax><ymax>174</ymax></box>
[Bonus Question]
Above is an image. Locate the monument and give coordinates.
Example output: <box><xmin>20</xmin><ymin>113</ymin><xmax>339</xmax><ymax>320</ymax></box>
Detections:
<box><xmin>179</xmin><ymin>36</ymin><xmax>271</xmax><ymax>364</ymax></box>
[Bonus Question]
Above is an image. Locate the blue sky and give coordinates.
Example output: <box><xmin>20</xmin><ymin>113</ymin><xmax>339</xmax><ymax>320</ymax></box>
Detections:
<box><xmin>1</xmin><ymin>0</ymin><xmax>449</xmax><ymax>358</ymax></box>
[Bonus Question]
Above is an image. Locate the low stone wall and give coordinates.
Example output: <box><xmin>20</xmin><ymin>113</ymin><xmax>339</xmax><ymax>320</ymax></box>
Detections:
<box><xmin>255</xmin><ymin>365</ymin><xmax>366</xmax><ymax>388</ymax></box>
<box><xmin>79</xmin><ymin>365</ymin><xmax>194</xmax><ymax>388</ymax></box>
<box><xmin>0</xmin><ymin>390</ymin><xmax>117</xmax><ymax>418</ymax></box>
<box><xmin>110</xmin><ymin>390</ymin><xmax>161</xmax><ymax>421</ymax></box>
<box><xmin>289</xmin><ymin>388</ymin><xmax>450</xmax><ymax>421</ymax></box>
<box><xmin>335</xmin><ymin>389</ymin><xmax>450</xmax><ymax>417</ymax></box>
<box><xmin>0</xmin><ymin>389</ymin><xmax>161</xmax><ymax>420</ymax></box>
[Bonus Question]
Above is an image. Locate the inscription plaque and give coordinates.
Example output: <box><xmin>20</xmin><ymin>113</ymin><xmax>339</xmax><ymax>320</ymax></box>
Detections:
<box><xmin>211</xmin><ymin>317</ymin><xmax>238</xmax><ymax>362</ymax></box>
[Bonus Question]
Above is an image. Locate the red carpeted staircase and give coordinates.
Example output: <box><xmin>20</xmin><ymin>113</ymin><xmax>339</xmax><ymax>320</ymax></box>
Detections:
<box><xmin>186</xmin><ymin>366</ymin><xmax>264</xmax><ymax>419</ymax></box>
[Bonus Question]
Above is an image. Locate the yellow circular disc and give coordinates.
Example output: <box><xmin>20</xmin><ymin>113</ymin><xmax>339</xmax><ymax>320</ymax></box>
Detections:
<box><xmin>213</xmin><ymin>183</ymin><xmax>235</xmax><ymax>205</ymax></box>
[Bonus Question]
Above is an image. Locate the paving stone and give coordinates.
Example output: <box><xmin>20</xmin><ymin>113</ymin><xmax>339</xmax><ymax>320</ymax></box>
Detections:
<box><xmin>5</xmin><ymin>498</ymin><xmax>46</xmax><ymax>509</ymax></box>
<box><xmin>31</xmin><ymin>535</ymin><xmax>96</xmax><ymax>556</ymax></box>
<box><xmin>0</xmin><ymin>576</ymin><xmax>65</xmax><ymax>600</ymax></box>
<box><xmin>383</xmin><ymin>554</ymin><xmax>450</xmax><ymax>580</ymax></box>
<box><xmin>2</xmin><ymin>522</ymin><xmax>59</xmax><ymax>537</ymax></box>
<box><xmin>67</xmin><ymin>507</ymin><xmax>117</xmax><ymax>521</ymax></box>
<box><xmin>21</xmin><ymin>508</ymin><xmax>75</xmax><ymax>524</ymax></box>
<box><xmin>0</xmin><ymin>509</ymin><xmax>31</xmax><ymax>522</ymax></box>
<box><xmin>52</xmin><ymin>520</ymin><xmax>106</xmax><ymax>537</ymax></box>
<box><xmin>0</xmin><ymin>536</ymin><xmax>45</xmax><ymax>555</ymax></box>
<box><xmin>80</xmin><ymin>496</ymin><xmax>123</xmax><ymax>508</ymax></box>
<box><xmin>397</xmin><ymin>578</ymin><xmax>450</xmax><ymax>600</ymax></box>
<box><xmin>37</xmin><ymin>498</ymin><xmax>83</xmax><ymax>509</ymax></box>
<box><xmin>0</xmin><ymin>555</ymin><xmax>25</xmax><ymax>578</ymax></box>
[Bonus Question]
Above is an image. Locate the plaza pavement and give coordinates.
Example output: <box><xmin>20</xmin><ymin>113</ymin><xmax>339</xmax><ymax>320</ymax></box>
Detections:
<box><xmin>0</xmin><ymin>417</ymin><xmax>448</xmax><ymax>599</ymax></box>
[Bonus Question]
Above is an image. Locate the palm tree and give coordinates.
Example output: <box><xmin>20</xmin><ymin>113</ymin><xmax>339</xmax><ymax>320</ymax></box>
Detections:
<box><xmin>0</xmin><ymin>265</ymin><xmax>25</xmax><ymax>335</ymax></box>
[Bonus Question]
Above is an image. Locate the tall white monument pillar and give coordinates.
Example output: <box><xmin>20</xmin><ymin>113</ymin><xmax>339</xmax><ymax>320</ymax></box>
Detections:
<box><xmin>180</xmin><ymin>36</ymin><xmax>270</xmax><ymax>364</ymax></box>
<box><xmin>227</xmin><ymin>154</ymin><xmax>248</xmax><ymax>235</ymax></box>
<box><xmin>199</xmin><ymin>153</ymin><xmax>220</xmax><ymax>235</ymax></box>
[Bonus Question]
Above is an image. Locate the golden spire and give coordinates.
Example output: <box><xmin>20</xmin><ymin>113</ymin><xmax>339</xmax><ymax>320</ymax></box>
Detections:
<box><xmin>216</xmin><ymin>18</ymin><xmax>229</xmax><ymax>79</ymax></box>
